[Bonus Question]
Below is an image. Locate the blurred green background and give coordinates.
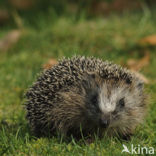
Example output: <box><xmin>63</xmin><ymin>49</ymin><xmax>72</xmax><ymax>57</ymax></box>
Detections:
<box><xmin>0</xmin><ymin>0</ymin><xmax>156</xmax><ymax>155</ymax></box>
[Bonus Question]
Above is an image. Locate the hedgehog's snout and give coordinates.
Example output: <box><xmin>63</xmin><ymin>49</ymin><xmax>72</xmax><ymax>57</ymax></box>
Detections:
<box><xmin>99</xmin><ymin>113</ymin><xmax>111</xmax><ymax>128</ymax></box>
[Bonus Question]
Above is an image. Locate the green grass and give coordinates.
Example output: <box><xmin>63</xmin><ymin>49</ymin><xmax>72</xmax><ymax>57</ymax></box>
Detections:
<box><xmin>0</xmin><ymin>7</ymin><xmax>156</xmax><ymax>156</ymax></box>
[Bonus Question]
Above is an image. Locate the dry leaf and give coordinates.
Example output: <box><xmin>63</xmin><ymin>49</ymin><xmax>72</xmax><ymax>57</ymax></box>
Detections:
<box><xmin>139</xmin><ymin>34</ymin><xmax>156</xmax><ymax>46</ymax></box>
<box><xmin>90</xmin><ymin>0</ymin><xmax>141</xmax><ymax>15</ymax></box>
<box><xmin>43</xmin><ymin>58</ymin><xmax>58</xmax><ymax>70</ymax></box>
<box><xmin>127</xmin><ymin>51</ymin><xmax>150</xmax><ymax>84</ymax></box>
<box><xmin>9</xmin><ymin>0</ymin><xmax>36</xmax><ymax>10</ymax></box>
<box><xmin>0</xmin><ymin>30</ymin><xmax>21</xmax><ymax>52</ymax></box>
<box><xmin>0</xmin><ymin>9</ymin><xmax>10</xmax><ymax>25</ymax></box>
<box><xmin>127</xmin><ymin>51</ymin><xmax>150</xmax><ymax>71</ymax></box>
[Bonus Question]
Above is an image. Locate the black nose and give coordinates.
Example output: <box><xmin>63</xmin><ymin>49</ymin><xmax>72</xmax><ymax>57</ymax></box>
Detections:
<box><xmin>100</xmin><ymin>118</ymin><xmax>110</xmax><ymax>128</ymax></box>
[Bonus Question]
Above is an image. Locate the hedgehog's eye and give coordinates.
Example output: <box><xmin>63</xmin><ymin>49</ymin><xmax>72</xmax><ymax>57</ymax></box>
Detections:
<box><xmin>118</xmin><ymin>98</ymin><xmax>125</xmax><ymax>107</ymax></box>
<box><xmin>91</xmin><ymin>93</ymin><xmax>98</xmax><ymax>106</ymax></box>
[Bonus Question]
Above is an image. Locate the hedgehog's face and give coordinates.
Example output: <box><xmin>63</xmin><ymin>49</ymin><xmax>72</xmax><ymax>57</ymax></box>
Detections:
<box><xmin>86</xmin><ymin>79</ymin><xmax>145</xmax><ymax>136</ymax></box>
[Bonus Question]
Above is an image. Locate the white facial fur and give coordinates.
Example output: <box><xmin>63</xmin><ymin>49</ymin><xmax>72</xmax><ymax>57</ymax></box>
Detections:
<box><xmin>98</xmin><ymin>81</ymin><xmax>142</xmax><ymax>114</ymax></box>
<box><xmin>99</xmin><ymin>83</ymin><xmax>117</xmax><ymax>113</ymax></box>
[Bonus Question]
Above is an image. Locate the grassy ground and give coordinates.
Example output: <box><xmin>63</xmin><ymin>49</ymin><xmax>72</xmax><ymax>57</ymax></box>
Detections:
<box><xmin>0</xmin><ymin>7</ymin><xmax>156</xmax><ymax>156</ymax></box>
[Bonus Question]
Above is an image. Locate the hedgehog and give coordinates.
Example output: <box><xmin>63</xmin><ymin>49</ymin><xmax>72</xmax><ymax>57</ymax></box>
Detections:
<box><xmin>25</xmin><ymin>56</ymin><xmax>146</xmax><ymax>139</ymax></box>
